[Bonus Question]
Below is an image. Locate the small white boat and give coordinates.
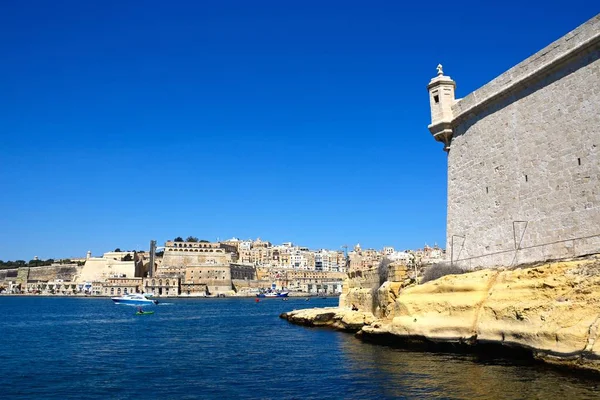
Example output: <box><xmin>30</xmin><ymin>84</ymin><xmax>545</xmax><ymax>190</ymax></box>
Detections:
<box><xmin>111</xmin><ymin>293</ymin><xmax>158</xmax><ymax>305</ymax></box>
<box><xmin>258</xmin><ymin>291</ymin><xmax>289</xmax><ymax>298</ymax></box>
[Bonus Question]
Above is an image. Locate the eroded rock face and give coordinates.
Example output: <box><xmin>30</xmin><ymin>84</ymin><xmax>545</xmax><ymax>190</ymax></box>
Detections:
<box><xmin>362</xmin><ymin>257</ymin><xmax>600</xmax><ymax>372</ymax></box>
<box><xmin>282</xmin><ymin>256</ymin><xmax>600</xmax><ymax>373</ymax></box>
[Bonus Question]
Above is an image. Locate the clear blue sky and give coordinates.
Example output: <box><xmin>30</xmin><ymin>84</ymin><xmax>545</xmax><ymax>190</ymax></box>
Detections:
<box><xmin>0</xmin><ymin>1</ymin><xmax>597</xmax><ymax>260</ymax></box>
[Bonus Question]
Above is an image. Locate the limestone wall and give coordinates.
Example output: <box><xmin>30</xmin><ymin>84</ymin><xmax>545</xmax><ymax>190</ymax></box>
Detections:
<box><xmin>184</xmin><ymin>265</ymin><xmax>232</xmax><ymax>294</ymax></box>
<box><xmin>159</xmin><ymin>251</ymin><xmax>232</xmax><ymax>276</ymax></box>
<box><xmin>339</xmin><ymin>267</ymin><xmax>381</xmax><ymax>313</ymax></box>
<box><xmin>446</xmin><ymin>17</ymin><xmax>600</xmax><ymax>269</ymax></box>
<box><xmin>0</xmin><ymin>268</ymin><xmax>19</xmax><ymax>281</ymax></box>
<box><xmin>77</xmin><ymin>258</ymin><xmax>136</xmax><ymax>283</ymax></box>
<box><xmin>0</xmin><ymin>265</ymin><xmax>81</xmax><ymax>284</ymax></box>
<box><xmin>28</xmin><ymin>265</ymin><xmax>81</xmax><ymax>282</ymax></box>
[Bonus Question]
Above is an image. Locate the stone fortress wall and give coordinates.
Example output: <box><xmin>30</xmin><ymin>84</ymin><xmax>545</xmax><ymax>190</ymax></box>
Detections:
<box><xmin>0</xmin><ymin>265</ymin><xmax>81</xmax><ymax>284</ymax></box>
<box><xmin>27</xmin><ymin>265</ymin><xmax>81</xmax><ymax>282</ymax></box>
<box><xmin>428</xmin><ymin>14</ymin><xmax>600</xmax><ymax>269</ymax></box>
<box><xmin>158</xmin><ymin>241</ymin><xmax>233</xmax><ymax>279</ymax></box>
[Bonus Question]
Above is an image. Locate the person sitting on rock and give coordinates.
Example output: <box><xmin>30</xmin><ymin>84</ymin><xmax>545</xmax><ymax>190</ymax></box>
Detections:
<box><xmin>351</xmin><ymin>304</ymin><xmax>359</xmax><ymax>311</ymax></box>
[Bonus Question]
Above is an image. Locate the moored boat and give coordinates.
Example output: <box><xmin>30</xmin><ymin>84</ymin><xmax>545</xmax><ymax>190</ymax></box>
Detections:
<box><xmin>257</xmin><ymin>291</ymin><xmax>289</xmax><ymax>298</ymax></box>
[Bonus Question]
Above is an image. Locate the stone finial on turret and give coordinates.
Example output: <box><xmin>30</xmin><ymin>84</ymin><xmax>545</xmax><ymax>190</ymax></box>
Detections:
<box><xmin>427</xmin><ymin>64</ymin><xmax>456</xmax><ymax>152</ymax></box>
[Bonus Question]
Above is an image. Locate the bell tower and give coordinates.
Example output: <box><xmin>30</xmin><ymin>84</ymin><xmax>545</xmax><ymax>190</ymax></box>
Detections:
<box><xmin>427</xmin><ymin>64</ymin><xmax>456</xmax><ymax>151</ymax></box>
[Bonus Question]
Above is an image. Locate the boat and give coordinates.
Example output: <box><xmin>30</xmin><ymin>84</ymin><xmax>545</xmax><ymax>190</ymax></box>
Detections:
<box><xmin>135</xmin><ymin>310</ymin><xmax>155</xmax><ymax>315</ymax></box>
<box><xmin>257</xmin><ymin>291</ymin><xmax>289</xmax><ymax>298</ymax></box>
<box><xmin>112</xmin><ymin>293</ymin><xmax>158</xmax><ymax>305</ymax></box>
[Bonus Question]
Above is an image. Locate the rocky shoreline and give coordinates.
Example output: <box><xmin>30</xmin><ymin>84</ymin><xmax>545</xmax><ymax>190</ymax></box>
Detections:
<box><xmin>281</xmin><ymin>256</ymin><xmax>600</xmax><ymax>375</ymax></box>
<box><xmin>280</xmin><ymin>307</ymin><xmax>376</xmax><ymax>332</ymax></box>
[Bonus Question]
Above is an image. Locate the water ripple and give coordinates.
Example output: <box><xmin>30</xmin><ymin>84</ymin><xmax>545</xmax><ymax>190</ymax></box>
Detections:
<box><xmin>0</xmin><ymin>296</ymin><xmax>599</xmax><ymax>399</ymax></box>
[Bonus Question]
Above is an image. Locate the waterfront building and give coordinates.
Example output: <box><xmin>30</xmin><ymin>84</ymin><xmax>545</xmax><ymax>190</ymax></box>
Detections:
<box><xmin>180</xmin><ymin>281</ymin><xmax>209</xmax><ymax>297</ymax></box>
<box><xmin>77</xmin><ymin>251</ymin><xmax>143</xmax><ymax>284</ymax></box>
<box><xmin>283</xmin><ymin>270</ymin><xmax>345</xmax><ymax>294</ymax></box>
<box><xmin>158</xmin><ymin>240</ymin><xmax>234</xmax><ymax>277</ymax></box>
<box><xmin>143</xmin><ymin>277</ymin><xmax>180</xmax><ymax>297</ymax></box>
<box><xmin>25</xmin><ymin>278</ymin><xmax>79</xmax><ymax>295</ymax></box>
<box><xmin>184</xmin><ymin>265</ymin><xmax>231</xmax><ymax>295</ymax></box>
<box><xmin>101</xmin><ymin>277</ymin><xmax>143</xmax><ymax>297</ymax></box>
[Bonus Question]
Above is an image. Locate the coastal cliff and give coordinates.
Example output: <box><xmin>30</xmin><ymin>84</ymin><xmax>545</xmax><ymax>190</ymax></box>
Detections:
<box><xmin>282</xmin><ymin>256</ymin><xmax>600</xmax><ymax>373</ymax></box>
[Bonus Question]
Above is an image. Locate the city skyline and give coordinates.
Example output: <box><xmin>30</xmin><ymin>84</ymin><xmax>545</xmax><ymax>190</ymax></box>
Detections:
<box><xmin>0</xmin><ymin>234</ymin><xmax>443</xmax><ymax>263</ymax></box>
<box><xmin>1</xmin><ymin>1</ymin><xmax>596</xmax><ymax>260</ymax></box>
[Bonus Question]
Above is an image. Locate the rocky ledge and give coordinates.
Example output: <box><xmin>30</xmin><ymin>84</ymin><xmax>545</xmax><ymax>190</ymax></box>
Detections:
<box><xmin>282</xmin><ymin>256</ymin><xmax>600</xmax><ymax>374</ymax></box>
<box><xmin>279</xmin><ymin>307</ymin><xmax>376</xmax><ymax>332</ymax></box>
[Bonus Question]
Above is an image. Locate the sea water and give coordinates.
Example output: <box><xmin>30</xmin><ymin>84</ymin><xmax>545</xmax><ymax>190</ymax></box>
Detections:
<box><xmin>0</xmin><ymin>296</ymin><xmax>598</xmax><ymax>399</ymax></box>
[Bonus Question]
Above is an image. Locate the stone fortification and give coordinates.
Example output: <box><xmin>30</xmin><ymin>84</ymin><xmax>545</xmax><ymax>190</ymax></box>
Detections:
<box><xmin>184</xmin><ymin>265</ymin><xmax>232</xmax><ymax>295</ymax></box>
<box><xmin>428</xmin><ymin>14</ymin><xmax>600</xmax><ymax>269</ymax></box>
<box><xmin>78</xmin><ymin>257</ymin><xmax>136</xmax><ymax>283</ymax></box>
<box><xmin>0</xmin><ymin>269</ymin><xmax>18</xmax><ymax>281</ymax></box>
<box><xmin>28</xmin><ymin>265</ymin><xmax>81</xmax><ymax>282</ymax></box>
<box><xmin>339</xmin><ymin>267</ymin><xmax>381</xmax><ymax>313</ymax></box>
<box><xmin>158</xmin><ymin>241</ymin><xmax>233</xmax><ymax>276</ymax></box>
<box><xmin>0</xmin><ymin>265</ymin><xmax>81</xmax><ymax>284</ymax></box>
<box><xmin>340</xmin><ymin>262</ymin><xmax>412</xmax><ymax>317</ymax></box>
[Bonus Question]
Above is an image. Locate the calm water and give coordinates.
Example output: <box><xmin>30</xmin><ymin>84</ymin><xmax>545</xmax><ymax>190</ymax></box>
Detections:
<box><xmin>0</xmin><ymin>297</ymin><xmax>598</xmax><ymax>399</ymax></box>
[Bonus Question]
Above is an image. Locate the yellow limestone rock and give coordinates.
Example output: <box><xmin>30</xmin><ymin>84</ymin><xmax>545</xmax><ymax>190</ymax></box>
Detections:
<box><xmin>362</xmin><ymin>257</ymin><xmax>600</xmax><ymax>372</ymax></box>
<box><xmin>280</xmin><ymin>307</ymin><xmax>376</xmax><ymax>332</ymax></box>
<box><xmin>477</xmin><ymin>260</ymin><xmax>600</xmax><ymax>368</ymax></box>
<box><xmin>382</xmin><ymin>269</ymin><xmax>499</xmax><ymax>342</ymax></box>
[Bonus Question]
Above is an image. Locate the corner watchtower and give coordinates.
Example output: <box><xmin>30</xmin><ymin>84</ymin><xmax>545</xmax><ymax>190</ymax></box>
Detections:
<box><xmin>427</xmin><ymin>64</ymin><xmax>456</xmax><ymax>151</ymax></box>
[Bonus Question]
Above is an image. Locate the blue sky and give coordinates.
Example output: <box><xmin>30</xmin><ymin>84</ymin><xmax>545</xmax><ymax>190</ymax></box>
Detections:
<box><xmin>0</xmin><ymin>1</ymin><xmax>597</xmax><ymax>260</ymax></box>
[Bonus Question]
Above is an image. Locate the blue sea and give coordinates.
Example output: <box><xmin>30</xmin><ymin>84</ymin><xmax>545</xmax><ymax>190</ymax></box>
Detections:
<box><xmin>1</xmin><ymin>296</ymin><xmax>598</xmax><ymax>399</ymax></box>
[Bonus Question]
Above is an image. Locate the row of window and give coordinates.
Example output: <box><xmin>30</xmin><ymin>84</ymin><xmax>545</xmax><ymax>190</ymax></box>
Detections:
<box><xmin>167</xmin><ymin>248</ymin><xmax>222</xmax><ymax>253</ymax></box>
<box><xmin>145</xmin><ymin>280</ymin><xmax>174</xmax><ymax>286</ymax></box>
<box><xmin>171</xmin><ymin>243</ymin><xmax>218</xmax><ymax>248</ymax></box>
<box><xmin>105</xmin><ymin>287</ymin><xmax>134</xmax><ymax>295</ymax></box>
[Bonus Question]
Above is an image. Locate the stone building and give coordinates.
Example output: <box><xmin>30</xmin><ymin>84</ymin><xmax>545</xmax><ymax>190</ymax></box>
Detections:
<box><xmin>158</xmin><ymin>241</ymin><xmax>234</xmax><ymax>277</ymax></box>
<box><xmin>284</xmin><ymin>270</ymin><xmax>345</xmax><ymax>294</ymax></box>
<box><xmin>428</xmin><ymin>15</ymin><xmax>600</xmax><ymax>269</ymax></box>
<box><xmin>0</xmin><ymin>263</ymin><xmax>82</xmax><ymax>294</ymax></box>
<box><xmin>77</xmin><ymin>251</ymin><xmax>141</xmax><ymax>283</ymax></box>
<box><xmin>101</xmin><ymin>277</ymin><xmax>143</xmax><ymax>297</ymax></box>
<box><xmin>230</xmin><ymin>263</ymin><xmax>255</xmax><ymax>280</ymax></box>
<box><xmin>184</xmin><ymin>265</ymin><xmax>231</xmax><ymax>295</ymax></box>
<box><xmin>143</xmin><ymin>277</ymin><xmax>180</xmax><ymax>297</ymax></box>
<box><xmin>180</xmin><ymin>281</ymin><xmax>209</xmax><ymax>297</ymax></box>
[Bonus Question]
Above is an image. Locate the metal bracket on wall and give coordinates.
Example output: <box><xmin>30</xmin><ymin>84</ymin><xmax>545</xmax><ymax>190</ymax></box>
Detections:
<box><xmin>450</xmin><ymin>235</ymin><xmax>466</xmax><ymax>268</ymax></box>
<box><xmin>512</xmin><ymin>221</ymin><xmax>528</xmax><ymax>250</ymax></box>
<box><xmin>511</xmin><ymin>221</ymin><xmax>528</xmax><ymax>266</ymax></box>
